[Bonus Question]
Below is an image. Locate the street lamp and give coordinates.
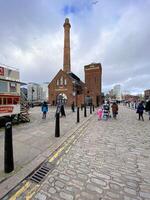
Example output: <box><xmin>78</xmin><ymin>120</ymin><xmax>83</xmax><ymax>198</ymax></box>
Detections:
<box><xmin>31</xmin><ymin>87</ymin><xmax>35</xmax><ymax>107</ymax></box>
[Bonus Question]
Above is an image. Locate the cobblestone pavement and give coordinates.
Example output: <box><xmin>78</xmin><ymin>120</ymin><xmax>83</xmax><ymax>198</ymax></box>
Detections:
<box><xmin>32</xmin><ymin>105</ymin><xmax>150</xmax><ymax>200</ymax></box>
<box><xmin>0</xmin><ymin>106</ymin><xmax>90</xmax><ymax>182</ymax></box>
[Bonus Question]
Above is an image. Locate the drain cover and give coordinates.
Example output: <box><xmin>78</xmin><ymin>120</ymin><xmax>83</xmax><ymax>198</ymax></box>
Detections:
<box><xmin>29</xmin><ymin>163</ymin><xmax>54</xmax><ymax>184</ymax></box>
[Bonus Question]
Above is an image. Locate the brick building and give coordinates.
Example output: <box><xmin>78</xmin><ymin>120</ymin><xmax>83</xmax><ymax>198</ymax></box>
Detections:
<box><xmin>144</xmin><ymin>89</ymin><xmax>150</xmax><ymax>100</ymax></box>
<box><xmin>84</xmin><ymin>63</ymin><xmax>102</xmax><ymax>106</ymax></box>
<box><xmin>123</xmin><ymin>94</ymin><xmax>140</xmax><ymax>102</ymax></box>
<box><xmin>48</xmin><ymin>18</ymin><xmax>102</xmax><ymax>106</ymax></box>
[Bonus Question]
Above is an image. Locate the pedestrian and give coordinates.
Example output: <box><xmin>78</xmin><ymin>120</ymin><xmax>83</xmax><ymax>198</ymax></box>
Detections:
<box><xmin>111</xmin><ymin>102</ymin><xmax>118</xmax><ymax>119</ymax></box>
<box><xmin>136</xmin><ymin>101</ymin><xmax>145</xmax><ymax>121</ymax></box>
<box><xmin>41</xmin><ymin>101</ymin><xmax>48</xmax><ymax>119</ymax></box>
<box><xmin>60</xmin><ymin>103</ymin><xmax>66</xmax><ymax>117</ymax></box>
<box><xmin>71</xmin><ymin>102</ymin><xmax>75</xmax><ymax>112</ymax></box>
<box><xmin>145</xmin><ymin>99</ymin><xmax>150</xmax><ymax>120</ymax></box>
<box><xmin>97</xmin><ymin>106</ymin><xmax>103</xmax><ymax>120</ymax></box>
<box><xmin>102</xmin><ymin>102</ymin><xmax>110</xmax><ymax>120</ymax></box>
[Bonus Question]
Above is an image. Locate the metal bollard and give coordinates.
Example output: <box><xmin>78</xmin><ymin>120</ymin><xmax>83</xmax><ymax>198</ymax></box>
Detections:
<box><xmin>77</xmin><ymin>107</ymin><xmax>80</xmax><ymax>123</ymax></box>
<box><xmin>4</xmin><ymin>121</ymin><xmax>14</xmax><ymax>173</ymax></box>
<box><xmin>55</xmin><ymin>112</ymin><xmax>60</xmax><ymax>137</ymax></box>
<box><xmin>84</xmin><ymin>105</ymin><xmax>87</xmax><ymax>117</ymax></box>
<box><xmin>90</xmin><ymin>105</ymin><xmax>92</xmax><ymax>114</ymax></box>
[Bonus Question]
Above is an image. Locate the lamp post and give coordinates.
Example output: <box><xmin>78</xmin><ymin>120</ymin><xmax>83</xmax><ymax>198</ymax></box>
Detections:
<box><xmin>31</xmin><ymin>87</ymin><xmax>35</xmax><ymax>107</ymax></box>
<box><xmin>73</xmin><ymin>81</ymin><xmax>80</xmax><ymax>122</ymax></box>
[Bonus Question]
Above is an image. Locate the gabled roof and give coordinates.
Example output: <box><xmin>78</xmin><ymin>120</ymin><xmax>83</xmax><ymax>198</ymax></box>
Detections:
<box><xmin>67</xmin><ymin>72</ymin><xmax>85</xmax><ymax>86</ymax></box>
<box><xmin>68</xmin><ymin>72</ymin><xmax>80</xmax><ymax>81</ymax></box>
<box><xmin>48</xmin><ymin>70</ymin><xmax>85</xmax><ymax>88</ymax></box>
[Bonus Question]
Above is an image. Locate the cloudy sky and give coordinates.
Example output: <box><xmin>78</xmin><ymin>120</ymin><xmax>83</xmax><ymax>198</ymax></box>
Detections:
<box><xmin>0</xmin><ymin>0</ymin><xmax>150</xmax><ymax>94</ymax></box>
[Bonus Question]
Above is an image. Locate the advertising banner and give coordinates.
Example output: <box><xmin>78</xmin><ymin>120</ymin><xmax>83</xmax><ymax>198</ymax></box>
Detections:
<box><xmin>0</xmin><ymin>106</ymin><xmax>14</xmax><ymax>113</ymax></box>
<box><xmin>0</xmin><ymin>67</ymin><xmax>4</xmax><ymax>76</ymax></box>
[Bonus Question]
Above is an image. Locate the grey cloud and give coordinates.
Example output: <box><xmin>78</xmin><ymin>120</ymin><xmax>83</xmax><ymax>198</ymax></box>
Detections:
<box><xmin>0</xmin><ymin>0</ymin><xmax>149</xmax><ymax>94</ymax></box>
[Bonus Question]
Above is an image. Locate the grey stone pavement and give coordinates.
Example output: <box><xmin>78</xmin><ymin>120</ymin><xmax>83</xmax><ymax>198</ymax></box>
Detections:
<box><xmin>31</xmin><ymin>105</ymin><xmax>150</xmax><ymax>200</ymax></box>
<box><xmin>0</xmin><ymin>106</ymin><xmax>90</xmax><ymax>184</ymax></box>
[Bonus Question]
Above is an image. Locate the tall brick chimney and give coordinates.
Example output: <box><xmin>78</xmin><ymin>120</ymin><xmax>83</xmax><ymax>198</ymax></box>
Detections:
<box><xmin>63</xmin><ymin>18</ymin><xmax>71</xmax><ymax>73</ymax></box>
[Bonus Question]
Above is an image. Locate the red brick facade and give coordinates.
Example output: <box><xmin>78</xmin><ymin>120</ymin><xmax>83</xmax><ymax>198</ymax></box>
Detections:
<box><xmin>48</xmin><ymin>19</ymin><xmax>102</xmax><ymax>107</ymax></box>
<box><xmin>84</xmin><ymin>63</ymin><xmax>102</xmax><ymax>106</ymax></box>
<box><xmin>48</xmin><ymin>70</ymin><xmax>85</xmax><ymax>106</ymax></box>
<box><xmin>48</xmin><ymin>63</ymin><xmax>102</xmax><ymax>106</ymax></box>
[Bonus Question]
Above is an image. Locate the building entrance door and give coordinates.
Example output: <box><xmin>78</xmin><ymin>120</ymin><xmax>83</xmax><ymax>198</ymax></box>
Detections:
<box><xmin>56</xmin><ymin>93</ymin><xmax>67</xmax><ymax>105</ymax></box>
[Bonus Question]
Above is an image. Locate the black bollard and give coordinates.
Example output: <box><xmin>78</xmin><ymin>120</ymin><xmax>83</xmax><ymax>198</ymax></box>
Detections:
<box><xmin>4</xmin><ymin>121</ymin><xmax>14</xmax><ymax>173</ymax></box>
<box><xmin>55</xmin><ymin>112</ymin><xmax>60</xmax><ymax>137</ymax></box>
<box><xmin>90</xmin><ymin>105</ymin><xmax>92</xmax><ymax>114</ymax></box>
<box><xmin>93</xmin><ymin>105</ymin><xmax>95</xmax><ymax>112</ymax></box>
<box><xmin>77</xmin><ymin>107</ymin><xmax>80</xmax><ymax>123</ymax></box>
<box><xmin>84</xmin><ymin>105</ymin><xmax>87</xmax><ymax>117</ymax></box>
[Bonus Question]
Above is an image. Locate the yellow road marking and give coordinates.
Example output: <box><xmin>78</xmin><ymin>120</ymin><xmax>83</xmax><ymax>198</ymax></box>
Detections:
<box><xmin>9</xmin><ymin>181</ymin><xmax>31</xmax><ymax>200</ymax></box>
<box><xmin>49</xmin><ymin>146</ymin><xmax>64</xmax><ymax>162</ymax></box>
<box><xmin>9</xmin><ymin>122</ymin><xmax>90</xmax><ymax>200</ymax></box>
<box><xmin>49</xmin><ymin>125</ymin><xmax>88</xmax><ymax>163</ymax></box>
<box><xmin>26</xmin><ymin>185</ymin><xmax>39</xmax><ymax>200</ymax></box>
<box><xmin>65</xmin><ymin>145</ymin><xmax>72</xmax><ymax>153</ymax></box>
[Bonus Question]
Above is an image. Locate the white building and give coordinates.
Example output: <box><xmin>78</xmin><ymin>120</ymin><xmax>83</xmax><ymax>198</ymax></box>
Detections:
<box><xmin>40</xmin><ymin>82</ymin><xmax>49</xmax><ymax>101</ymax></box>
<box><xmin>113</xmin><ymin>85</ymin><xmax>122</xmax><ymax>101</ymax></box>
<box><xmin>27</xmin><ymin>82</ymin><xmax>49</xmax><ymax>102</ymax></box>
<box><xmin>27</xmin><ymin>83</ymin><xmax>41</xmax><ymax>102</ymax></box>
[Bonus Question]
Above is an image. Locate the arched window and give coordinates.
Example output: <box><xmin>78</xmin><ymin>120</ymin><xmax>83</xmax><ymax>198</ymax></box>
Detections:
<box><xmin>64</xmin><ymin>79</ymin><xmax>67</xmax><ymax>85</ymax></box>
<box><xmin>57</xmin><ymin>80</ymin><xmax>59</xmax><ymax>86</ymax></box>
<box><xmin>60</xmin><ymin>77</ymin><xmax>63</xmax><ymax>85</ymax></box>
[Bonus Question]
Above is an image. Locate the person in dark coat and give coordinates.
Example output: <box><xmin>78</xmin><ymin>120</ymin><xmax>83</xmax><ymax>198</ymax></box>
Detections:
<box><xmin>137</xmin><ymin>101</ymin><xmax>145</xmax><ymax>121</ymax></box>
<box><xmin>41</xmin><ymin>101</ymin><xmax>48</xmax><ymax>119</ymax></box>
<box><xmin>145</xmin><ymin>99</ymin><xmax>150</xmax><ymax>120</ymax></box>
<box><xmin>60</xmin><ymin>103</ymin><xmax>66</xmax><ymax>117</ymax></box>
<box><xmin>71</xmin><ymin>102</ymin><xmax>75</xmax><ymax>112</ymax></box>
<box><xmin>111</xmin><ymin>102</ymin><xmax>118</xmax><ymax>119</ymax></box>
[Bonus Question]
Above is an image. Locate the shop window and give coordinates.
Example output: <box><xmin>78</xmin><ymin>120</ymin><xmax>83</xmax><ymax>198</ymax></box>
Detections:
<box><xmin>0</xmin><ymin>98</ymin><xmax>2</xmax><ymax>105</ymax></box>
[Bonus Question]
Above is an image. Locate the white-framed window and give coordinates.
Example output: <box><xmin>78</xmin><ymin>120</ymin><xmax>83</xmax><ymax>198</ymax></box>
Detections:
<box><xmin>57</xmin><ymin>79</ymin><xmax>59</xmax><ymax>86</ymax></box>
<box><xmin>60</xmin><ymin>76</ymin><xmax>63</xmax><ymax>85</ymax></box>
<box><xmin>64</xmin><ymin>79</ymin><xmax>67</xmax><ymax>85</ymax></box>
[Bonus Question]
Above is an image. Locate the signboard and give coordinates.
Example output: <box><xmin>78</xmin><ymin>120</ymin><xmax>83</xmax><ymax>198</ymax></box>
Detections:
<box><xmin>0</xmin><ymin>104</ymin><xmax>20</xmax><ymax>117</ymax></box>
<box><xmin>0</xmin><ymin>67</ymin><xmax>4</xmax><ymax>76</ymax></box>
<box><xmin>0</xmin><ymin>106</ymin><xmax>14</xmax><ymax>113</ymax></box>
<box><xmin>0</xmin><ymin>66</ymin><xmax>19</xmax><ymax>81</ymax></box>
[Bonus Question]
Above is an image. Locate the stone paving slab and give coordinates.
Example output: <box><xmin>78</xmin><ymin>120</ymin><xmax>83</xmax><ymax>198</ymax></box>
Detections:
<box><xmin>30</xmin><ymin>105</ymin><xmax>150</xmax><ymax>200</ymax></box>
<box><xmin>0</xmin><ymin>107</ymin><xmax>93</xmax><ymax>199</ymax></box>
<box><xmin>0</xmin><ymin>107</ymin><xmax>89</xmax><ymax>179</ymax></box>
